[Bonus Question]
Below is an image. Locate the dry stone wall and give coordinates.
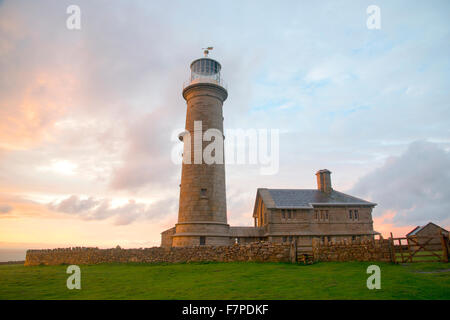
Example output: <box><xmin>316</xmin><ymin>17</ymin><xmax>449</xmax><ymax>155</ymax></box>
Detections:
<box><xmin>25</xmin><ymin>242</ymin><xmax>291</xmax><ymax>266</ymax></box>
<box><xmin>312</xmin><ymin>239</ymin><xmax>392</xmax><ymax>262</ymax></box>
<box><xmin>25</xmin><ymin>239</ymin><xmax>395</xmax><ymax>266</ymax></box>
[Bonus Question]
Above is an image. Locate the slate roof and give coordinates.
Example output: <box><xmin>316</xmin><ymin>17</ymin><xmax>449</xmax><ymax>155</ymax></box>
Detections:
<box><xmin>406</xmin><ymin>222</ymin><xmax>449</xmax><ymax>237</ymax></box>
<box><xmin>406</xmin><ymin>226</ymin><xmax>422</xmax><ymax>237</ymax></box>
<box><xmin>256</xmin><ymin>188</ymin><xmax>376</xmax><ymax>210</ymax></box>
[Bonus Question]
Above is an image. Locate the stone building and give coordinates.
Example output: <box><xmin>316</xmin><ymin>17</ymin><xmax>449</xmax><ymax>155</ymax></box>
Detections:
<box><xmin>406</xmin><ymin>222</ymin><xmax>449</xmax><ymax>238</ymax></box>
<box><xmin>236</xmin><ymin>169</ymin><xmax>379</xmax><ymax>245</ymax></box>
<box><xmin>406</xmin><ymin>222</ymin><xmax>448</xmax><ymax>251</ymax></box>
<box><xmin>161</xmin><ymin>52</ymin><xmax>379</xmax><ymax>247</ymax></box>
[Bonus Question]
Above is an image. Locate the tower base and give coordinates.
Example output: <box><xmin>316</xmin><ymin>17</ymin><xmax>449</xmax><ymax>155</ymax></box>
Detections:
<box><xmin>171</xmin><ymin>222</ymin><xmax>231</xmax><ymax>247</ymax></box>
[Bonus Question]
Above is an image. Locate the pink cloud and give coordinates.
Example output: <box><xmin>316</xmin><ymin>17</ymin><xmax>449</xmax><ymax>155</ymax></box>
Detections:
<box><xmin>373</xmin><ymin>210</ymin><xmax>415</xmax><ymax>238</ymax></box>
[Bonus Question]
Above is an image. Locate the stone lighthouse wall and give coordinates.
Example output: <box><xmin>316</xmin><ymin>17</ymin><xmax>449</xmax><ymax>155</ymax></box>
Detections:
<box><xmin>172</xmin><ymin>83</ymin><xmax>230</xmax><ymax>247</ymax></box>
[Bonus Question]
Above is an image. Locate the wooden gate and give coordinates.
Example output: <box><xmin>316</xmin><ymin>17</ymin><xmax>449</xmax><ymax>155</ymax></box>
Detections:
<box><xmin>389</xmin><ymin>233</ymin><xmax>449</xmax><ymax>263</ymax></box>
<box><xmin>290</xmin><ymin>241</ymin><xmax>314</xmax><ymax>264</ymax></box>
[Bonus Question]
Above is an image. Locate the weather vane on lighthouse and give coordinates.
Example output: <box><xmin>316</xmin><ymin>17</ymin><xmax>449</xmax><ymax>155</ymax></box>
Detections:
<box><xmin>202</xmin><ymin>46</ymin><xmax>214</xmax><ymax>57</ymax></box>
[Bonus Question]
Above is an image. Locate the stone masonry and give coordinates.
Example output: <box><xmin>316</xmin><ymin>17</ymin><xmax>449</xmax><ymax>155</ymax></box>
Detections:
<box><xmin>25</xmin><ymin>242</ymin><xmax>290</xmax><ymax>266</ymax></box>
<box><xmin>25</xmin><ymin>239</ymin><xmax>399</xmax><ymax>266</ymax></box>
<box><xmin>172</xmin><ymin>57</ymin><xmax>230</xmax><ymax>247</ymax></box>
<box><xmin>312</xmin><ymin>238</ymin><xmax>392</xmax><ymax>262</ymax></box>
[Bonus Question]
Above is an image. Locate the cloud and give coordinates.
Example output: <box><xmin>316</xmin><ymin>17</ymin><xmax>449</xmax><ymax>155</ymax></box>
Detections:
<box><xmin>0</xmin><ymin>204</ymin><xmax>13</xmax><ymax>213</ymax></box>
<box><xmin>48</xmin><ymin>194</ymin><xmax>177</xmax><ymax>225</ymax></box>
<box><xmin>351</xmin><ymin>141</ymin><xmax>450</xmax><ymax>227</ymax></box>
<box><xmin>50</xmin><ymin>195</ymin><xmax>99</xmax><ymax>214</ymax></box>
<box><xmin>109</xmin><ymin>108</ymin><xmax>181</xmax><ymax>191</ymax></box>
<box><xmin>0</xmin><ymin>1</ymin><xmax>83</xmax><ymax>151</ymax></box>
<box><xmin>1</xmin><ymin>0</ymin><xmax>450</xmax><ymax>247</ymax></box>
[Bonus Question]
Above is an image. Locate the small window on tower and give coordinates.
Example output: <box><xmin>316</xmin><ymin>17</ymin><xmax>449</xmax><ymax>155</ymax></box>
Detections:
<box><xmin>200</xmin><ymin>188</ymin><xmax>207</xmax><ymax>198</ymax></box>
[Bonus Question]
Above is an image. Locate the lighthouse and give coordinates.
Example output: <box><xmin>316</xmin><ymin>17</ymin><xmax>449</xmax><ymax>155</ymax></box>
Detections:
<box><xmin>171</xmin><ymin>48</ymin><xmax>230</xmax><ymax>247</ymax></box>
<box><xmin>160</xmin><ymin>50</ymin><xmax>379</xmax><ymax>249</ymax></box>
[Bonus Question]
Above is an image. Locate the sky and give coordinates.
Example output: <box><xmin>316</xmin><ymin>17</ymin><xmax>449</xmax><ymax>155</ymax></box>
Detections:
<box><xmin>0</xmin><ymin>0</ymin><xmax>449</xmax><ymax>259</ymax></box>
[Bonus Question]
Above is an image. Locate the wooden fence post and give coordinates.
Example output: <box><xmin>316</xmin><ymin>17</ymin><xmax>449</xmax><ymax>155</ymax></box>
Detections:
<box><xmin>441</xmin><ymin>233</ymin><xmax>449</xmax><ymax>263</ymax></box>
<box><xmin>389</xmin><ymin>232</ymin><xmax>396</xmax><ymax>263</ymax></box>
<box><xmin>290</xmin><ymin>240</ymin><xmax>297</xmax><ymax>264</ymax></box>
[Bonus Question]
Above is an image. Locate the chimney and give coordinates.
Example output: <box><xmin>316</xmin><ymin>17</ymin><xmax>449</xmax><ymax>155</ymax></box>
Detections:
<box><xmin>316</xmin><ymin>169</ymin><xmax>332</xmax><ymax>193</ymax></box>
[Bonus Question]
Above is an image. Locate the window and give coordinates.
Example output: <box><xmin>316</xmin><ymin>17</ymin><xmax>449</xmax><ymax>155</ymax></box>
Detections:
<box><xmin>288</xmin><ymin>210</ymin><xmax>292</xmax><ymax>219</ymax></box>
<box><xmin>354</xmin><ymin>210</ymin><xmax>359</xmax><ymax>220</ymax></box>
<box><xmin>325</xmin><ymin>210</ymin><xmax>329</xmax><ymax>220</ymax></box>
<box><xmin>352</xmin><ymin>236</ymin><xmax>356</xmax><ymax>241</ymax></box>
<box><xmin>349</xmin><ymin>210</ymin><xmax>353</xmax><ymax>220</ymax></box>
<box><xmin>289</xmin><ymin>236</ymin><xmax>293</xmax><ymax>242</ymax></box>
<box><xmin>314</xmin><ymin>210</ymin><xmax>318</xmax><ymax>220</ymax></box>
<box><xmin>281</xmin><ymin>209</ymin><xmax>286</xmax><ymax>219</ymax></box>
<box><xmin>200</xmin><ymin>236</ymin><xmax>206</xmax><ymax>245</ymax></box>
<box><xmin>320</xmin><ymin>210</ymin><xmax>324</xmax><ymax>220</ymax></box>
<box><xmin>200</xmin><ymin>188</ymin><xmax>207</xmax><ymax>197</ymax></box>
<box><xmin>282</xmin><ymin>236</ymin><xmax>287</xmax><ymax>243</ymax></box>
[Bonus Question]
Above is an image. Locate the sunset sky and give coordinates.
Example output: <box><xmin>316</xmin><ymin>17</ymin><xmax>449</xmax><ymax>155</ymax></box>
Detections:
<box><xmin>1</xmin><ymin>0</ymin><xmax>449</xmax><ymax>260</ymax></box>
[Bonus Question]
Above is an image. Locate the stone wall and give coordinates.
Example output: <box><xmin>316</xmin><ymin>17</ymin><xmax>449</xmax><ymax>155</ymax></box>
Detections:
<box><xmin>160</xmin><ymin>227</ymin><xmax>176</xmax><ymax>248</ymax></box>
<box><xmin>24</xmin><ymin>242</ymin><xmax>291</xmax><ymax>266</ymax></box>
<box><xmin>25</xmin><ymin>239</ymin><xmax>397</xmax><ymax>266</ymax></box>
<box><xmin>312</xmin><ymin>238</ymin><xmax>392</xmax><ymax>262</ymax></box>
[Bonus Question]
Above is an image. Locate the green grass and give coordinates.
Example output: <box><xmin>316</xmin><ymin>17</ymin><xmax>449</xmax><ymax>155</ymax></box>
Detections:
<box><xmin>0</xmin><ymin>262</ymin><xmax>449</xmax><ymax>300</ymax></box>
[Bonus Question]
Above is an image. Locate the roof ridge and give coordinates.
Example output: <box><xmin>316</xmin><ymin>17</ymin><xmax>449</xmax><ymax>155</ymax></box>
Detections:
<box><xmin>261</xmin><ymin>188</ymin><xmax>376</xmax><ymax>208</ymax></box>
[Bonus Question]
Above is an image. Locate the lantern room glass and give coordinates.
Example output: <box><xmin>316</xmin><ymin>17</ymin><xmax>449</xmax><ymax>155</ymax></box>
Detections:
<box><xmin>185</xmin><ymin>58</ymin><xmax>224</xmax><ymax>88</ymax></box>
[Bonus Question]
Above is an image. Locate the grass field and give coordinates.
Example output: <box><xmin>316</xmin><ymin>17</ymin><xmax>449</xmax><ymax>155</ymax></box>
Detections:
<box><xmin>0</xmin><ymin>261</ymin><xmax>449</xmax><ymax>300</ymax></box>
